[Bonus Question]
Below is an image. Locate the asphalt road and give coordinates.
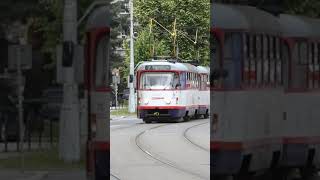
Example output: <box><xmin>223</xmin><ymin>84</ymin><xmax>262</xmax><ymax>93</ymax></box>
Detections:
<box><xmin>110</xmin><ymin>117</ymin><xmax>210</xmax><ymax>180</ymax></box>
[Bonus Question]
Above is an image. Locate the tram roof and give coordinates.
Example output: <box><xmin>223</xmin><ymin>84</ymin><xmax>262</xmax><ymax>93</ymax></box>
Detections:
<box><xmin>136</xmin><ymin>60</ymin><xmax>199</xmax><ymax>73</ymax></box>
<box><xmin>86</xmin><ymin>6</ymin><xmax>111</xmax><ymax>30</ymax></box>
<box><xmin>279</xmin><ymin>14</ymin><xmax>320</xmax><ymax>38</ymax></box>
<box><xmin>211</xmin><ymin>3</ymin><xmax>280</xmax><ymax>35</ymax></box>
<box><xmin>196</xmin><ymin>66</ymin><xmax>210</xmax><ymax>74</ymax></box>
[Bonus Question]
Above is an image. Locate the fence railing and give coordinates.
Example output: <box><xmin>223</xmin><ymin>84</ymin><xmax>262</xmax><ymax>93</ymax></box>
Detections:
<box><xmin>0</xmin><ymin>110</ymin><xmax>58</xmax><ymax>153</ymax></box>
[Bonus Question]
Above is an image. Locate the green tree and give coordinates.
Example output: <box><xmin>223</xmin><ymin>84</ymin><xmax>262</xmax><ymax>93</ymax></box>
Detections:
<box><xmin>284</xmin><ymin>0</ymin><xmax>320</xmax><ymax>18</ymax></box>
<box><xmin>121</xmin><ymin>27</ymin><xmax>169</xmax><ymax>83</ymax></box>
<box><xmin>133</xmin><ymin>0</ymin><xmax>210</xmax><ymax>64</ymax></box>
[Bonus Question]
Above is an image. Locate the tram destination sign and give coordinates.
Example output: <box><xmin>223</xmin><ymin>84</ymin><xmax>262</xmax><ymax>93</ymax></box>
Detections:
<box><xmin>145</xmin><ymin>65</ymin><xmax>171</xmax><ymax>70</ymax></box>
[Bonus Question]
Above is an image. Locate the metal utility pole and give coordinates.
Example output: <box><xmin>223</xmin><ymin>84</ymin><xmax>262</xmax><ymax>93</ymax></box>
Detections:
<box><xmin>16</xmin><ymin>47</ymin><xmax>24</xmax><ymax>172</ymax></box>
<box><xmin>128</xmin><ymin>0</ymin><xmax>135</xmax><ymax>113</ymax></box>
<box><xmin>59</xmin><ymin>0</ymin><xmax>80</xmax><ymax>162</ymax></box>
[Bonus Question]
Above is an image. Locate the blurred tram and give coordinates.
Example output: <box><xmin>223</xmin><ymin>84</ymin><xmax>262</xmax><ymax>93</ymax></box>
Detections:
<box><xmin>135</xmin><ymin>59</ymin><xmax>210</xmax><ymax>123</ymax></box>
<box><xmin>211</xmin><ymin>2</ymin><xmax>320</xmax><ymax>179</ymax></box>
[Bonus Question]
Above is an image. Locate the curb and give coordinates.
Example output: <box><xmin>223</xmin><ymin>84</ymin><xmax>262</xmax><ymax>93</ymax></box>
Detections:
<box><xmin>16</xmin><ymin>171</ymin><xmax>48</xmax><ymax>180</ymax></box>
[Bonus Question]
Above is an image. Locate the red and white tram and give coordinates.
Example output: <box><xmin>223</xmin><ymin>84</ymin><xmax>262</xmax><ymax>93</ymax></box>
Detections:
<box><xmin>211</xmin><ymin>2</ymin><xmax>320</xmax><ymax>179</ymax></box>
<box><xmin>135</xmin><ymin>59</ymin><xmax>210</xmax><ymax>123</ymax></box>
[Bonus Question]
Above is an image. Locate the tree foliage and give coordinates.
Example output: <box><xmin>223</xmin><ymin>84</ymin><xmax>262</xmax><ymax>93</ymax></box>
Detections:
<box><xmin>131</xmin><ymin>0</ymin><xmax>210</xmax><ymax>65</ymax></box>
<box><xmin>121</xmin><ymin>27</ymin><xmax>170</xmax><ymax>82</ymax></box>
<box><xmin>284</xmin><ymin>0</ymin><xmax>320</xmax><ymax>18</ymax></box>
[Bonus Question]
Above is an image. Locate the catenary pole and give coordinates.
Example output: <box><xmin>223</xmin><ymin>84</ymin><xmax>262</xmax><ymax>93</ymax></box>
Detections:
<box><xmin>128</xmin><ymin>0</ymin><xmax>135</xmax><ymax>113</ymax></box>
<box><xmin>59</xmin><ymin>0</ymin><xmax>80</xmax><ymax>162</ymax></box>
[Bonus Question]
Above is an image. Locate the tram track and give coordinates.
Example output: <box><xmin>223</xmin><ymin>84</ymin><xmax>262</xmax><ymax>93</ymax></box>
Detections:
<box><xmin>135</xmin><ymin>123</ymin><xmax>209</xmax><ymax>180</ymax></box>
<box><xmin>110</xmin><ymin>123</ymin><xmax>142</xmax><ymax>131</ymax></box>
<box><xmin>183</xmin><ymin>121</ymin><xmax>210</xmax><ymax>152</ymax></box>
<box><xmin>110</xmin><ymin>173</ymin><xmax>121</xmax><ymax>180</ymax></box>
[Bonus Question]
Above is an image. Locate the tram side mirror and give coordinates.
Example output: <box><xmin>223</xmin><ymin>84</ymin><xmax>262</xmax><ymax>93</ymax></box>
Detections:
<box><xmin>175</xmin><ymin>83</ymin><xmax>181</xmax><ymax>89</ymax></box>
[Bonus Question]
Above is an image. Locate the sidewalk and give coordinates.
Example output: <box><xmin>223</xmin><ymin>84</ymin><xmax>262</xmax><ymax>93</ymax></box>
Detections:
<box><xmin>0</xmin><ymin>170</ymin><xmax>48</xmax><ymax>180</ymax></box>
<box><xmin>41</xmin><ymin>171</ymin><xmax>86</xmax><ymax>180</ymax></box>
<box><xmin>110</xmin><ymin>114</ymin><xmax>138</xmax><ymax>121</ymax></box>
<box><xmin>0</xmin><ymin>170</ymin><xmax>86</xmax><ymax>180</ymax></box>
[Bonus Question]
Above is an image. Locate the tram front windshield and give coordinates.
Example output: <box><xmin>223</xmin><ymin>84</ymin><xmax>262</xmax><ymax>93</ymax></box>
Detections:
<box><xmin>140</xmin><ymin>72</ymin><xmax>180</xmax><ymax>90</ymax></box>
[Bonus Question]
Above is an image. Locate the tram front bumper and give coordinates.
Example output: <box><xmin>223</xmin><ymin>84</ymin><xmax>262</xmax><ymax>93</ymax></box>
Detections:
<box><xmin>138</xmin><ymin>107</ymin><xmax>186</xmax><ymax>119</ymax></box>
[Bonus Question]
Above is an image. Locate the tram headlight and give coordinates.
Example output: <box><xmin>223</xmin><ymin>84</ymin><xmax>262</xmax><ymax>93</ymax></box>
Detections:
<box><xmin>144</xmin><ymin>99</ymin><xmax>149</xmax><ymax>105</ymax></box>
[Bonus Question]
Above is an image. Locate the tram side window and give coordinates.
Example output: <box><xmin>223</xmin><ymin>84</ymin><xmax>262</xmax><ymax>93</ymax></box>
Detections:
<box><xmin>298</xmin><ymin>42</ymin><xmax>308</xmax><ymax>65</ymax></box>
<box><xmin>200</xmin><ymin>74</ymin><xmax>208</xmax><ymax>90</ymax></box>
<box><xmin>194</xmin><ymin>73</ymin><xmax>197</xmax><ymax>88</ymax></box>
<box><xmin>314</xmin><ymin>43</ymin><xmax>320</xmax><ymax>88</ymax></box>
<box><xmin>269</xmin><ymin>36</ymin><xmax>276</xmax><ymax>84</ymax></box>
<box><xmin>308</xmin><ymin>43</ymin><xmax>314</xmax><ymax>88</ymax></box>
<box><xmin>243</xmin><ymin>34</ymin><xmax>258</xmax><ymax>86</ymax></box>
<box><xmin>191</xmin><ymin>73</ymin><xmax>193</xmax><ymax>88</ymax></box>
<box><xmin>282</xmin><ymin>43</ymin><xmax>290</xmax><ymax>89</ymax></box>
<box><xmin>256</xmin><ymin>35</ymin><xmax>262</xmax><ymax>85</ymax></box>
<box><xmin>309</xmin><ymin>43</ymin><xmax>319</xmax><ymax>88</ymax></box>
<box><xmin>211</xmin><ymin>34</ymin><xmax>218</xmax><ymax>87</ymax></box>
<box><xmin>187</xmin><ymin>72</ymin><xmax>190</xmax><ymax>88</ymax></box>
<box><xmin>243</xmin><ymin>34</ymin><xmax>249</xmax><ymax>84</ymax></box>
<box><xmin>180</xmin><ymin>72</ymin><xmax>186</xmax><ymax>89</ymax></box>
<box><xmin>275</xmin><ymin>37</ymin><xmax>282</xmax><ymax>85</ymax></box>
<box><xmin>263</xmin><ymin>35</ymin><xmax>270</xmax><ymax>85</ymax></box>
<box><xmin>222</xmin><ymin>33</ymin><xmax>242</xmax><ymax>89</ymax></box>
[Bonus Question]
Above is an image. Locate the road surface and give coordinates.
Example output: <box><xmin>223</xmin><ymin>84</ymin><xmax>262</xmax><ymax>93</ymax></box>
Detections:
<box><xmin>110</xmin><ymin>117</ymin><xmax>210</xmax><ymax>180</ymax></box>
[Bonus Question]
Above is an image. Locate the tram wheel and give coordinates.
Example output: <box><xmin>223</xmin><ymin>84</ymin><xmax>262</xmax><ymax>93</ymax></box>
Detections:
<box><xmin>143</xmin><ymin>119</ymin><xmax>152</xmax><ymax>124</ymax></box>
<box><xmin>204</xmin><ymin>110</ymin><xmax>209</xmax><ymax>119</ymax></box>
<box><xmin>194</xmin><ymin>113</ymin><xmax>200</xmax><ymax>119</ymax></box>
<box><xmin>299</xmin><ymin>166</ymin><xmax>317</xmax><ymax>180</ymax></box>
<box><xmin>183</xmin><ymin>116</ymin><xmax>190</xmax><ymax>122</ymax></box>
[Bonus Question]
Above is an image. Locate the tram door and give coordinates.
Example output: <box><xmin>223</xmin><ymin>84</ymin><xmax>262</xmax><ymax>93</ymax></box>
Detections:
<box><xmin>210</xmin><ymin>30</ymin><xmax>245</xmax><ymax>175</ymax></box>
<box><xmin>85</xmin><ymin>7</ymin><xmax>111</xmax><ymax>180</ymax></box>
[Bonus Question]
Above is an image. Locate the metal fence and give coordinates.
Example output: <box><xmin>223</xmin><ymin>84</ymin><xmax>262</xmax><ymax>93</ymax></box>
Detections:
<box><xmin>0</xmin><ymin>107</ymin><xmax>58</xmax><ymax>153</ymax></box>
<box><xmin>110</xmin><ymin>99</ymin><xmax>127</xmax><ymax>110</ymax></box>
